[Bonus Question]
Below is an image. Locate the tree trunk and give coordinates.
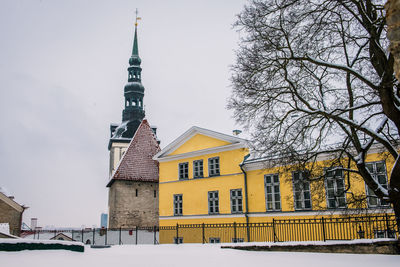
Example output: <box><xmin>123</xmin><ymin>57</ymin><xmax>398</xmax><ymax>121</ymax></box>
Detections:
<box><xmin>389</xmin><ymin>157</ymin><xmax>400</xmax><ymax>234</ymax></box>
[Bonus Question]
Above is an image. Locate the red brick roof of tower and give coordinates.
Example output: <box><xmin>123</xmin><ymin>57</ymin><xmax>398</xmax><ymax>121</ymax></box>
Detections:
<box><xmin>107</xmin><ymin>119</ymin><xmax>161</xmax><ymax>187</ymax></box>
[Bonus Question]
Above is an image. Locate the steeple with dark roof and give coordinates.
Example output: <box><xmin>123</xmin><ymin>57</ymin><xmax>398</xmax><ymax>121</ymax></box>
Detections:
<box><xmin>120</xmin><ymin>19</ymin><xmax>146</xmax><ymax>138</ymax></box>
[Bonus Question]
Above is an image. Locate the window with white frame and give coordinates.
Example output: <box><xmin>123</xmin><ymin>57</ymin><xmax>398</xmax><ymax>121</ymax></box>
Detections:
<box><xmin>264</xmin><ymin>174</ymin><xmax>281</xmax><ymax>211</ymax></box>
<box><xmin>193</xmin><ymin>160</ymin><xmax>204</xmax><ymax>178</ymax></box>
<box><xmin>325</xmin><ymin>168</ymin><xmax>346</xmax><ymax>209</ymax></box>
<box><xmin>178</xmin><ymin>162</ymin><xmax>189</xmax><ymax>180</ymax></box>
<box><xmin>230</xmin><ymin>189</ymin><xmax>243</xmax><ymax>214</ymax></box>
<box><xmin>209</xmin><ymin>237</ymin><xmax>220</xmax><ymax>243</ymax></box>
<box><xmin>208</xmin><ymin>191</ymin><xmax>219</xmax><ymax>214</ymax></box>
<box><xmin>208</xmin><ymin>157</ymin><xmax>220</xmax><ymax>176</ymax></box>
<box><xmin>232</xmin><ymin>238</ymin><xmax>244</xmax><ymax>243</ymax></box>
<box><xmin>174</xmin><ymin>237</ymin><xmax>183</xmax><ymax>244</ymax></box>
<box><xmin>292</xmin><ymin>171</ymin><xmax>312</xmax><ymax>210</ymax></box>
<box><xmin>174</xmin><ymin>194</ymin><xmax>183</xmax><ymax>216</ymax></box>
<box><xmin>365</xmin><ymin>161</ymin><xmax>389</xmax><ymax>207</ymax></box>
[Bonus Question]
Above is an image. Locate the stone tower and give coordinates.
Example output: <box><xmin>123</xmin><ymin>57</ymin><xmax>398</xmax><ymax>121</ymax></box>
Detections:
<box><xmin>107</xmin><ymin>119</ymin><xmax>160</xmax><ymax>228</ymax></box>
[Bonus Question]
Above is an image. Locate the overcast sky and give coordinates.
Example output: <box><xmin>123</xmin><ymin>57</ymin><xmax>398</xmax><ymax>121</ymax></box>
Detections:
<box><xmin>0</xmin><ymin>0</ymin><xmax>248</xmax><ymax>228</ymax></box>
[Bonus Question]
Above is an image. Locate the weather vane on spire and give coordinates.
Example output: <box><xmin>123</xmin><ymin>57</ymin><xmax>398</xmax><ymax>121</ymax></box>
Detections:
<box><xmin>135</xmin><ymin>8</ymin><xmax>142</xmax><ymax>27</ymax></box>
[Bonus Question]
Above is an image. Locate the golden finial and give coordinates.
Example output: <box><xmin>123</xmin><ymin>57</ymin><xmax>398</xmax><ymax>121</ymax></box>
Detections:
<box><xmin>135</xmin><ymin>8</ymin><xmax>142</xmax><ymax>27</ymax></box>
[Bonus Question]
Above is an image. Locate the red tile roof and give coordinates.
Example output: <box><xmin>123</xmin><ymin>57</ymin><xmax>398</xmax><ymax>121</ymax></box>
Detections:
<box><xmin>107</xmin><ymin>119</ymin><xmax>160</xmax><ymax>187</ymax></box>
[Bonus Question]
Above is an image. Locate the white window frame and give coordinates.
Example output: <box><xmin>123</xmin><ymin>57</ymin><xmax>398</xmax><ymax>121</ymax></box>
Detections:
<box><xmin>174</xmin><ymin>237</ymin><xmax>183</xmax><ymax>244</ymax></box>
<box><xmin>209</xmin><ymin>237</ymin><xmax>220</xmax><ymax>243</ymax></box>
<box><xmin>292</xmin><ymin>171</ymin><xmax>312</xmax><ymax>210</ymax></box>
<box><xmin>193</xmin><ymin>159</ymin><xmax>204</xmax><ymax>178</ymax></box>
<box><xmin>230</xmin><ymin>189</ymin><xmax>243</xmax><ymax>214</ymax></box>
<box><xmin>325</xmin><ymin>168</ymin><xmax>346</xmax><ymax>209</ymax></box>
<box><xmin>173</xmin><ymin>194</ymin><xmax>183</xmax><ymax>216</ymax></box>
<box><xmin>264</xmin><ymin>174</ymin><xmax>281</xmax><ymax>211</ymax></box>
<box><xmin>208</xmin><ymin>157</ymin><xmax>220</xmax><ymax>177</ymax></box>
<box><xmin>365</xmin><ymin>161</ymin><xmax>389</xmax><ymax>208</ymax></box>
<box><xmin>178</xmin><ymin>162</ymin><xmax>189</xmax><ymax>180</ymax></box>
<box><xmin>208</xmin><ymin>191</ymin><xmax>219</xmax><ymax>214</ymax></box>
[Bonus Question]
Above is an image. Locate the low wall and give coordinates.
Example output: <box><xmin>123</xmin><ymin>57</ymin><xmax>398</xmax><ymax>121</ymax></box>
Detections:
<box><xmin>222</xmin><ymin>240</ymin><xmax>400</xmax><ymax>255</ymax></box>
<box><xmin>0</xmin><ymin>239</ymin><xmax>84</xmax><ymax>252</ymax></box>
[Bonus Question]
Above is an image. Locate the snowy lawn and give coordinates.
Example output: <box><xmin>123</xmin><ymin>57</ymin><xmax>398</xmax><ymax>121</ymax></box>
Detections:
<box><xmin>1</xmin><ymin>243</ymin><xmax>399</xmax><ymax>267</ymax></box>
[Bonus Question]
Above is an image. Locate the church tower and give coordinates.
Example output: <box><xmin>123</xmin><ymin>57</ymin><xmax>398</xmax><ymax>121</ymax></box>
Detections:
<box><xmin>108</xmin><ymin>16</ymin><xmax>147</xmax><ymax>177</ymax></box>
<box><xmin>107</xmin><ymin>14</ymin><xmax>160</xmax><ymax>228</ymax></box>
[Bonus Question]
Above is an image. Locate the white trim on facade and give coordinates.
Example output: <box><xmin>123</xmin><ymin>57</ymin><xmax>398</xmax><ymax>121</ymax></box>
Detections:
<box><xmin>153</xmin><ymin>126</ymin><xmax>248</xmax><ymax>161</ymax></box>
<box><xmin>155</xmin><ymin>143</ymin><xmax>247</xmax><ymax>162</ymax></box>
<box><xmin>160</xmin><ymin>213</ymin><xmax>246</xmax><ymax>220</ymax></box>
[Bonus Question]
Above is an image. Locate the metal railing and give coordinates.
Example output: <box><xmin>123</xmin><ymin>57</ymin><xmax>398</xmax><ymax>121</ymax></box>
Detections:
<box><xmin>159</xmin><ymin>214</ymin><xmax>398</xmax><ymax>244</ymax></box>
<box><xmin>21</xmin><ymin>226</ymin><xmax>159</xmax><ymax>245</ymax></box>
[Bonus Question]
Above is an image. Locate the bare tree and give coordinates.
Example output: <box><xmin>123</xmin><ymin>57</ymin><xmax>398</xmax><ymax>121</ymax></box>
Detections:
<box><xmin>229</xmin><ymin>0</ymin><xmax>400</xmax><ymax>227</ymax></box>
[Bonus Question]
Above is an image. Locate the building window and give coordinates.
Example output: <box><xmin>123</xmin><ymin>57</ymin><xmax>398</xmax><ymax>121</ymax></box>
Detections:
<box><xmin>365</xmin><ymin>161</ymin><xmax>389</xmax><ymax>207</ymax></box>
<box><xmin>209</xmin><ymin>237</ymin><xmax>220</xmax><ymax>243</ymax></box>
<box><xmin>208</xmin><ymin>191</ymin><xmax>219</xmax><ymax>214</ymax></box>
<box><xmin>232</xmin><ymin>238</ymin><xmax>244</xmax><ymax>243</ymax></box>
<box><xmin>325</xmin><ymin>169</ymin><xmax>346</xmax><ymax>209</ymax></box>
<box><xmin>173</xmin><ymin>194</ymin><xmax>183</xmax><ymax>216</ymax></box>
<box><xmin>230</xmin><ymin>189</ymin><xmax>243</xmax><ymax>214</ymax></box>
<box><xmin>135</xmin><ymin>189</ymin><xmax>138</xmax><ymax>197</ymax></box>
<box><xmin>174</xmin><ymin>237</ymin><xmax>183</xmax><ymax>244</ymax></box>
<box><xmin>178</xmin><ymin>162</ymin><xmax>189</xmax><ymax>180</ymax></box>
<box><xmin>154</xmin><ymin>190</ymin><xmax>157</xmax><ymax>198</ymax></box>
<box><xmin>292</xmin><ymin>171</ymin><xmax>312</xmax><ymax>210</ymax></box>
<box><xmin>208</xmin><ymin>157</ymin><xmax>220</xmax><ymax>177</ymax></box>
<box><xmin>193</xmin><ymin>160</ymin><xmax>204</xmax><ymax>178</ymax></box>
<box><xmin>264</xmin><ymin>174</ymin><xmax>281</xmax><ymax>211</ymax></box>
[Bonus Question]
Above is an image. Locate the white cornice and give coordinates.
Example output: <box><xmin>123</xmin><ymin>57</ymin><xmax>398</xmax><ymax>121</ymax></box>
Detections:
<box><xmin>153</xmin><ymin>126</ymin><xmax>248</xmax><ymax>160</ymax></box>
<box><xmin>243</xmin><ymin>143</ymin><xmax>394</xmax><ymax>171</ymax></box>
<box><xmin>155</xmin><ymin>143</ymin><xmax>247</xmax><ymax>162</ymax></box>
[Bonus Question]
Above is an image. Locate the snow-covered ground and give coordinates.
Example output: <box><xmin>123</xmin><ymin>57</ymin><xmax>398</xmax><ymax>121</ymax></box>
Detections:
<box><xmin>1</xmin><ymin>243</ymin><xmax>399</xmax><ymax>267</ymax></box>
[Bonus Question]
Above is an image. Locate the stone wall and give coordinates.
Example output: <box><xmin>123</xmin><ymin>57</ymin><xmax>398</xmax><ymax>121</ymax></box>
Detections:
<box><xmin>386</xmin><ymin>0</ymin><xmax>400</xmax><ymax>80</ymax></box>
<box><xmin>223</xmin><ymin>240</ymin><xmax>400</xmax><ymax>255</ymax></box>
<box><xmin>0</xmin><ymin>200</ymin><xmax>23</xmax><ymax>236</ymax></box>
<box><xmin>108</xmin><ymin>180</ymin><xmax>159</xmax><ymax>228</ymax></box>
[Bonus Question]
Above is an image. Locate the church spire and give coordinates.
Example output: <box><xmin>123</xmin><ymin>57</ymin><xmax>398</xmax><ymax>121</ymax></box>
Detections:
<box><xmin>121</xmin><ymin>10</ymin><xmax>145</xmax><ymax>138</ymax></box>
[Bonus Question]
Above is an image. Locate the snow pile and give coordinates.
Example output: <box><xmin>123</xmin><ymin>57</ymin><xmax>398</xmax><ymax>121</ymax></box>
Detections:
<box><xmin>0</xmin><ymin>244</ymin><xmax>399</xmax><ymax>267</ymax></box>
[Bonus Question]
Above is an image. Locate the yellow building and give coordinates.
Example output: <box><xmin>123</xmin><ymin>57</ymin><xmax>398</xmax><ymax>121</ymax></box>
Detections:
<box><xmin>154</xmin><ymin>126</ymin><xmax>395</xmax><ymax>243</ymax></box>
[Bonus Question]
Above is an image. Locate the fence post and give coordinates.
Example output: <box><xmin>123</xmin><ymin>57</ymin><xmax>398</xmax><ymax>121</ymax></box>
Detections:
<box><xmin>81</xmin><ymin>229</ymin><xmax>84</xmax><ymax>243</ymax></box>
<box><xmin>272</xmin><ymin>219</ymin><xmax>276</xmax><ymax>243</ymax></box>
<box><xmin>92</xmin><ymin>228</ymin><xmax>95</xmax><ymax>245</ymax></box>
<box><xmin>385</xmin><ymin>213</ymin><xmax>390</xmax><ymax>237</ymax></box>
<box><xmin>153</xmin><ymin>226</ymin><xmax>157</xmax><ymax>245</ymax></box>
<box><xmin>177</xmin><ymin>223</ymin><xmax>179</xmax><ymax>243</ymax></box>
<box><xmin>119</xmin><ymin>227</ymin><xmax>122</xmax><ymax>245</ymax></box>
<box><xmin>321</xmin><ymin>217</ymin><xmax>326</xmax><ymax>242</ymax></box>
<box><xmin>135</xmin><ymin>226</ymin><xmax>138</xmax><ymax>245</ymax></box>
<box><xmin>233</xmin><ymin>222</ymin><xmax>237</xmax><ymax>242</ymax></box>
<box><xmin>202</xmin><ymin>223</ymin><xmax>205</xmax><ymax>244</ymax></box>
<box><xmin>246</xmin><ymin>221</ymin><xmax>250</xmax><ymax>243</ymax></box>
<box><xmin>105</xmin><ymin>228</ymin><xmax>107</xmax><ymax>245</ymax></box>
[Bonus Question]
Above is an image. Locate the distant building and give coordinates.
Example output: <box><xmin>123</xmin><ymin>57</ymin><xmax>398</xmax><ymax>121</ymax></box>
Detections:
<box><xmin>0</xmin><ymin>190</ymin><xmax>27</xmax><ymax>236</ymax></box>
<box><xmin>100</xmin><ymin>213</ymin><xmax>108</xmax><ymax>228</ymax></box>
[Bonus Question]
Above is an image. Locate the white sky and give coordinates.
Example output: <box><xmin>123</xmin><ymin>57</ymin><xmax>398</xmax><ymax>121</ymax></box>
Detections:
<box><xmin>0</xmin><ymin>0</ymin><xmax>249</xmax><ymax>227</ymax></box>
